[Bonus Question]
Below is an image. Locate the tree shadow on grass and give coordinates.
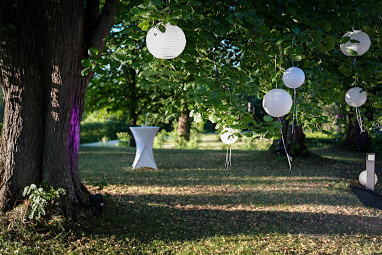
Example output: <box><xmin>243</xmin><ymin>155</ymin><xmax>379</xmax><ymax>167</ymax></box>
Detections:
<box><xmin>78</xmin><ymin>146</ymin><xmax>382</xmax><ymax>243</ymax></box>
<box><xmin>114</xmin><ymin>189</ymin><xmax>358</xmax><ymax>207</ymax></box>
<box><xmin>83</xmin><ymin>195</ymin><xmax>382</xmax><ymax>243</ymax></box>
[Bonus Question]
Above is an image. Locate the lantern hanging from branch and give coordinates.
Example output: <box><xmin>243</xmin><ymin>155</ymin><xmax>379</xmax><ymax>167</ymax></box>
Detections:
<box><xmin>220</xmin><ymin>128</ymin><xmax>238</xmax><ymax>172</ymax></box>
<box><xmin>262</xmin><ymin>89</ymin><xmax>293</xmax><ymax>170</ymax></box>
<box><xmin>262</xmin><ymin>89</ymin><xmax>293</xmax><ymax>118</ymax></box>
<box><xmin>282</xmin><ymin>67</ymin><xmax>305</xmax><ymax>89</ymax></box>
<box><xmin>146</xmin><ymin>23</ymin><xmax>186</xmax><ymax>59</ymax></box>
<box><xmin>340</xmin><ymin>30</ymin><xmax>371</xmax><ymax>56</ymax></box>
<box><xmin>282</xmin><ymin>67</ymin><xmax>305</xmax><ymax>133</ymax></box>
<box><xmin>345</xmin><ymin>87</ymin><xmax>367</xmax><ymax>108</ymax></box>
<box><xmin>345</xmin><ymin>87</ymin><xmax>367</xmax><ymax>133</ymax></box>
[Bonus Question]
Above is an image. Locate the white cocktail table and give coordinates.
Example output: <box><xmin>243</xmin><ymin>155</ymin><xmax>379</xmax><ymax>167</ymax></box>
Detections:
<box><xmin>129</xmin><ymin>127</ymin><xmax>160</xmax><ymax>170</ymax></box>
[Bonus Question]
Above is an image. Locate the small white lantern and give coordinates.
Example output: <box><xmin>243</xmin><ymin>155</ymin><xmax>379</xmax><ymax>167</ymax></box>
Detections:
<box><xmin>220</xmin><ymin>128</ymin><xmax>238</xmax><ymax>145</ymax></box>
<box><xmin>146</xmin><ymin>23</ymin><xmax>186</xmax><ymax>59</ymax></box>
<box><xmin>340</xmin><ymin>30</ymin><xmax>371</xmax><ymax>56</ymax></box>
<box><xmin>282</xmin><ymin>67</ymin><xmax>305</xmax><ymax>89</ymax></box>
<box><xmin>345</xmin><ymin>87</ymin><xmax>367</xmax><ymax>108</ymax></box>
<box><xmin>359</xmin><ymin>170</ymin><xmax>378</xmax><ymax>186</ymax></box>
<box><xmin>262</xmin><ymin>89</ymin><xmax>293</xmax><ymax>118</ymax></box>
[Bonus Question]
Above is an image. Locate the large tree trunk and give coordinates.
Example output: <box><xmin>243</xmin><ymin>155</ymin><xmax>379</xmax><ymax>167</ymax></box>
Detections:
<box><xmin>342</xmin><ymin>116</ymin><xmax>372</xmax><ymax>151</ymax></box>
<box><xmin>178</xmin><ymin>102</ymin><xmax>191</xmax><ymax>141</ymax></box>
<box><xmin>0</xmin><ymin>0</ymin><xmax>117</xmax><ymax>215</ymax></box>
<box><xmin>271</xmin><ymin>115</ymin><xmax>308</xmax><ymax>157</ymax></box>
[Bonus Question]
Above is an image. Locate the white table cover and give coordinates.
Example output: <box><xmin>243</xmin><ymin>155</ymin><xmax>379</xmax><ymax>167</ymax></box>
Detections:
<box><xmin>130</xmin><ymin>127</ymin><xmax>160</xmax><ymax>170</ymax></box>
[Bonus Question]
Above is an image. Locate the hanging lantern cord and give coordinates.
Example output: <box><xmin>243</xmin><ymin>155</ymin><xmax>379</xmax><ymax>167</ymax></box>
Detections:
<box><xmin>274</xmin><ymin>55</ymin><xmax>278</xmax><ymax>88</ymax></box>
<box><xmin>352</xmin><ymin>57</ymin><xmax>357</xmax><ymax>76</ymax></box>
<box><xmin>351</xmin><ymin>56</ymin><xmax>364</xmax><ymax>133</ymax></box>
<box><xmin>224</xmin><ymin>145</ymin><xmax>232</xmax><ymax>172</ymax></box>
<box><xmin>278</xmin><ymin>117</ymin><xmax>293</xmax><ymax>171</ymax></box>
<box><xmin>292</xmin><ymin>88</ymin><xmax>299</xmax><ymax>134</ymax></box>
<box><xmin>291</xmin><ymin>40</ymin><xmax>295</xmax><ymax>67</ymax></box>
<box><xmin>352</xmin><ymin>14</ymin><xmax>355</xmax><ymax>31</ymax></box>
<box><xmin>355</xmin><ymin>107</ymin><xmax>365</xmax><ymax>133</ymax></box>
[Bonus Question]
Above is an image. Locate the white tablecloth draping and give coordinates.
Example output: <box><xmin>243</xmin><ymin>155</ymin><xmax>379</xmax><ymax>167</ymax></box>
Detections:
<box><xmin>129</xmin><ymin>127</ymin><xmax>160</xmax><ymax>170</ymax></box>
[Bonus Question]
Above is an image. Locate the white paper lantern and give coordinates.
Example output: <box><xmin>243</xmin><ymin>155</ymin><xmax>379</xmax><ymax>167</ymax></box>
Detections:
<box><xmin>220</xmin><ymin>128</ymin><xmax>238</xmax><ymax>145</ymax></box>
<box><xmin>340</xmin><ymin>30</ymin><xmax>371</xmax><ymax>56</ymax></box>
<box><xmin>282</xmin><ymin>67</ymin><xmax>305</xmax><ymax>89</ymax></box>
<box><xmin>359</xmin><ymin>170</ymin><xmax>378</xmax><ymax>186</ymax></box>
<box><xmin>146</xmin><ymin>23</ymin><xmax>186</xmax><ymax>59</ymax></box>
<box><xmin>345</xmin><ymin>87</ymin><xmax>367</xmax><ymax>108</ymax></box>
<box><xmin>262</xmin><ymin>89</ymin><xmax>293</xmax><ymax>118</ymax></box>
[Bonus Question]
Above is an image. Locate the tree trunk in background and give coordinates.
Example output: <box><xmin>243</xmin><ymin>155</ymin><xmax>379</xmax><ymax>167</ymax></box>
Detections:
<box><xmin>271</xmin><ymin>115</ymin><xmax>308</xmax><ymax>157</ymax></box>
<box><xmin>128</xmin><ymin>117</ymin><xmax>137</xmax><ymax>147</ymax></box>
<box><xmin>0</xmin><ymin>0</ymin><xmax>117</xmax><ymax>215</ymax></box>
<box><xmin>178</xmin><ymin>103</ymin><xmax>191</xmax><ymax>141</ymax></box>
<box><xmin>126</xmin><ymin>67</ymin><xmax>137</xmax><ymax>147</ymax></box>
<box><xmin>342</xmin><ymin>116</ymin><xmax>372</xmax><ymax>151</ymax></box>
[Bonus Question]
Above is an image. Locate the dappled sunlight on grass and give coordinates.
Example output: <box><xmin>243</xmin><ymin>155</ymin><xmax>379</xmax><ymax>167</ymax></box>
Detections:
<box><xmin>76</xmin><ymin>145</ymin><xmax>382</xmax><ymax>253</ymax></box>
<box><xmin>154</xmin><ymin>133</ymin><xmax>273</xmax><ymax>151</ymax></box>
<box><xmin>175</xmin><ymin>233</ymin><xmax>382</xmax><ymax>254</ymax></box>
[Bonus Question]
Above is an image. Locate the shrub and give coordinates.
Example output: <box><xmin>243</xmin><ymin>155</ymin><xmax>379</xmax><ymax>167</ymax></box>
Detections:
<box><xmin>116</xmin><ymin>132</ymin><xmax>130</xmax><ymax>147</ymax></box>
<box><xmin>80</xmin><ymin>120</ymin><xmax>129</xmax><ymax>144</ymax></box>
<box><xmin>22</xmin><ymin>184</ymin><xmax>66</xmax><ymax>220</ymax></box>
<box><xmin>153</xmin><ymin>129</ymin><xmax>168</xmax><ymax>149</ymax></box>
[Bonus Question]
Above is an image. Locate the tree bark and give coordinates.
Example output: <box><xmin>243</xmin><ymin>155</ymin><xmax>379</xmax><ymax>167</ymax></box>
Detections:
<box><xmin>0</xmin><ymin>0</ymin><xmax>117</xmax><ymax>215</ymax></box>
<box><xmin>342</xmin><ymin>115</ymin><xmax>372</xmax><ymax>151</ymax></box>
<box><xmin>128</xmin><ymin>118</ymin><xmax>137</xmax><ymax>147</ymax></box>
<box><xmin>178</xmin><ymin>103</ymin><xmax>191</xmax><ymax>141</ymax></box>
<box><xmin>271</xmin><ymin>115</ymin><xmax>309</xmax><ymax>157</ymax></box>
<box><xmin>125</xmin><ymin>66</ymin><xmax>137</xmax><ymax>147</ymax></box>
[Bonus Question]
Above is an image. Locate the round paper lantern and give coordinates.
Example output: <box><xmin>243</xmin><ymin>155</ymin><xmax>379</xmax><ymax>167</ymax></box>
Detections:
<box><xmin>345</xmin><ymin>87</ymin><xmax>367</xmax><ymax>108</ymax></box>
<box><xmin>220</xmin><ymin>128</ymin><xmax>238</xmax><ymax>145</ymax></box>
<box><xmin>282</xmin><ymin>67</ymin><xmax>305</xmax><ymax>89</ymax></box>
<box><xmin>359</xmin><ymin>170</ymin><xmax>378</xmax><ymax>186</ymax></box>
<box><xmin>146</xmin><ymin>23</ymin><xmax>186</xmax><ymax>59</ymax></box>
<box><xmin>340</xmin><ymin>30</ymin><xmax>371</xmax><ymax>56</ymax></box>
<box><xmin>262</xmin><ymin>89</ymin><xmax>293</xmax><ymax>117</ymax></box>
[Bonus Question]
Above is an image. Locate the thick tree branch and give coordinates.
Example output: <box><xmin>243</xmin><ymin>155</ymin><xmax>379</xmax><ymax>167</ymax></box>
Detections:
<box><xmin>88</xmin><ymin>0</ymin><xmax>119</xmax><ymax>52</ymax></box>
<box><xmin>85</xmin><ymin>0</ymin><xmax>100</xmax><ymax>42</ymax></box>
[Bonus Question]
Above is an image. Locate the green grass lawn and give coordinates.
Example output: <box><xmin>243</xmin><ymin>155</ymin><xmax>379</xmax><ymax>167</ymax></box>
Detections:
<box><xmin>1</xmin><ymin>138</ymin><xmax>382</xmax><ymax>254</ymax></box>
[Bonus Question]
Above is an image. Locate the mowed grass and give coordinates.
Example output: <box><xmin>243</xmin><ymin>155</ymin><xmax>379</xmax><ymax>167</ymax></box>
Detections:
<box><xmin>1</xmin><ymin>137</ymin><xmax>382</xmax><ymax>254</ymax></box>
<box><xmin>78</xmin><ymin>141</ymin><xmax>382</xmax><ymax>254</ymax></box>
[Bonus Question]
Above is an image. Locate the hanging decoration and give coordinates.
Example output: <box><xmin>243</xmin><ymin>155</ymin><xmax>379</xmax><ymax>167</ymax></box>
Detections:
<box><xmin>282</xmin><ymin>67</ymin><xmax>305</xmax><ymax>133</ymax></box>
<box><xmin>339</xmin><ymin>27</ymin><xmax>371</xmax><ymax>133</ymax></box>
<box><xmin>345</xmin><ymin>87</ymin><xmax>367</xmax><ymax>133</ymax></box>
<box><xmin>220</xmin><ymin>128</ymin><xmax>238</xmax><ymax>171</ymax></box>
<box><xmin>262</xmin><ymin>89</ymin><xmax>293</xmax><ymax>118</ymax></box>
<box><xmin>345</xmin><ymin>87</ymin><xmax>367</xmax><ymax>107</ymax></box>
<box><xmin>146</xmin><ymin>23</ymin><xmax>186</xmax><ymax>59</ymax></box>
<box><xmin>359</xmin><ymin>170</ymin><xmax>378</xmax><ymax>186</ymax></box>
<box><xmin>262</xmin><ymin>88</ymin><xmax>293</xmax><ymax>170</ymax></box>
<box><xmin>282</xmin><ymin>67</ymin><xmax>305</xmax><ymax>89</ymax></box>
<box><xmin>262</xmin><ymin>56</ymin><xmax>295</xmax><ymax>170</ymax></box>
<box><xmin>340</xmin><ymin>30</ymin><xmax>371</xmax><ymax>56</ymax></box>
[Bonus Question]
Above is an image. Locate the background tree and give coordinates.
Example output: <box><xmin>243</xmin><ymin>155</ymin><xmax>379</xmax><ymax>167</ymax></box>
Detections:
<box><xmin>128</xmin><ymin>0</ymin><xmax>382</xmax><ymax>153</ymax></box>
<box><xmin>85</xmin><ymin>65</ymin><xmax>171</xmax><ymax>146</ymax></box>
